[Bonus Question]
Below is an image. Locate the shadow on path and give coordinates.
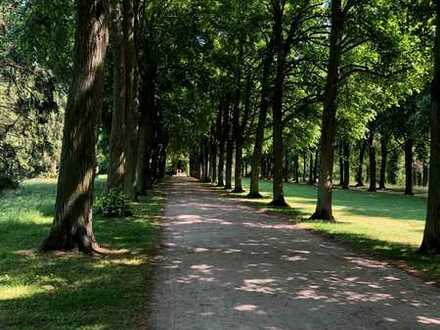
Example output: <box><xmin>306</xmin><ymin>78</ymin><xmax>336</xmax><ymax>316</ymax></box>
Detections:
<box><xmin>148</xmin><ymin>177</ymin><xmax>440</xmax><ymax>330</ymax></box>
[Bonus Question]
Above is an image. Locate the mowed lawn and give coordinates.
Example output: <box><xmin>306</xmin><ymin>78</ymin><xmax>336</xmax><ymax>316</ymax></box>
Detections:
<box><xmin>239</xmin><ymin>178</ymin><xmax>440</xmax><ymax>281</ymax></box>
<box><xmin>0</xmin><ymin>177</ymin><xmax>162</xmax><ymax>330</ymax></box>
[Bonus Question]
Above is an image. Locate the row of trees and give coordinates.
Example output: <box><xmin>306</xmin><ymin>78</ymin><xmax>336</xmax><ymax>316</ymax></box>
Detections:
<box><xmin>188</xmin><ymin>0</ymin><xmax>440</xmax><ymax>254</ymax></box>
<box><xmin>1</xmin><ymin>0</ymin><xmax>439</xmax><ymax>254</ymax></box>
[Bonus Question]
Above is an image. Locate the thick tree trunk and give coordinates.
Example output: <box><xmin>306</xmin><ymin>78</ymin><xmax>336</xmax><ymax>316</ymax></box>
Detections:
<box><xmin>368</xmin><ymin>131</ymin><xmax>377</xmax><ymax>192</ymax></box>
<box><xmin>342</xmin><ymin>141</ymin><xmax>350</xmax><ymax>189</ymax></box>
<box><xmin>311</xmin><ymin>0</ymin><xmax>344</xmax><ymax>221</ymax></box>
<box><xmin>355</xmin><ymin>140</ymin><xmax>366</xmax><ymax>187</ymax></box>
<box><xmin>249</xmin><ymin>40</ymin><xmax>274</xmax><ymax>198</ymax></box>
<box><xmin>135</xmin><ymin>58</ymin><xmax>157</xmax><ymax>196</ymax></box>
<box><xmin>379</xmin><ymin>136</ymin><xmax>388</xmax><ymax>190</ymax></box>
<box><xmin>404</xmin><ymin>137</ymin><xmax>414</xmax><ymax>195</ymax></box>
<box><xmin>421</xmin><ymin>2</ymin><xmax>440</xmax><ymax>253</ymax></box>
<box><xmin>41</xmin><ymin>0</ymin><xmax>109</xmax><ymax>253</ymax></box>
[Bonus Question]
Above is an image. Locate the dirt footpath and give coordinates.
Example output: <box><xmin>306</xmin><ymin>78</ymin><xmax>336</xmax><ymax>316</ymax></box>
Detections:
<box><xmin>147</xmin><ymin>177</ymin><xmax>440</xmax><ymax>330</ymax></box>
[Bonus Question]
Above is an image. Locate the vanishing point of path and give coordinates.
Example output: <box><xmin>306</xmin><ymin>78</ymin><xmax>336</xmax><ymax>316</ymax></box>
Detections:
<box><xmin>148</xmin><ymin>177</ymin><xmax>440</xmax><ymax>330</ymax></box>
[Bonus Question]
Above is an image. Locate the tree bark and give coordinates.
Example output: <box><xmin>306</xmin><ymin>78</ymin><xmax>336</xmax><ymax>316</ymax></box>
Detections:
<box><xmin>122</xmin><ymin>0</ymin><xmax>139</xmax><ymax>200</ymax></box>
<box><xmin>404</xmin><ymin>137</ymin><xmax>414</xmax><ymax>195</ymax></box>
<box><xmin>342</xmin><ymin>141</ymin><xmax>350</xmax><ymax>189</ymax></box>
<box><xmin>308</xmin><ymin>152</ymin><xmax>314</xmax><ymax>185</ymax></box>
<box><xmin>248</xmin><ymin>39</ymin><xmax>274</xmax><ymax>198</ymax></box>
<box><xmin>217</xmin><ymin>101</ymin><xmax>226</xmax><ymax>186</ymax></box>
<box><xmin>421</xmin><ymin>1</ymin><xmax>440</xmax><ymax>253</ymax></box>
<box><xmin>41</xmin><ymin>0</ymin><xmax>109</xmax><ymax>253</ymax></box>
<box><xmin>107</xmin><ymin>0</ymin><xmax>126</xmax><ymax>191</ymax></box>
<box><xmin>269</xmin><ymin>1</ymin><xmax>290</xmax><ymax>206</ymax></box>
<box><xmin>379</xmin><ymin>136</ymin><xmax>388</xmax><ymax>190</ymax></box>
<box><xmin>368</xmin><ymin>131</ymin><xmax>377</xmax><ymax>192</ymax></box>
<box><xmin>355</xmin><ymin>140</ymin><xmax>366</xmax><ymax>187</ymax></box>
<box><xmin>339</xmin><ymin>143</ymin><xmax>344</xmax><ymax>186</ymax></box>
<box><xmin>311</xmin><ymin>0</ymin><xmax>344</xmax><ymax>221</ymax></box>
<box><xmin>225</xmin><ymin>107</ymin><xmax>233</xmax><ymax>190</ymax></box>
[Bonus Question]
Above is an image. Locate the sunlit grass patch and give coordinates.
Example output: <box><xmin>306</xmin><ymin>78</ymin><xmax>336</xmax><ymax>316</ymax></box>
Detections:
<box><xmin>0</xmin><ymin>177</ymin><xmax>162</xmax><ymax>330</ymax></box>
<box><xmin>238</xmin><ymin>178</ymin><xmax>440</xmax><ymax>282</ymax></box>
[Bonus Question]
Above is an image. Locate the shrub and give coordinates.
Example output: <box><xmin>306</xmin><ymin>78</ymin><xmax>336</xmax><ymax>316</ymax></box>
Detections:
<box><xmin>95</xmin><ymin>189</ymin><xmax>132</xmax><ymax>218</ymax></box>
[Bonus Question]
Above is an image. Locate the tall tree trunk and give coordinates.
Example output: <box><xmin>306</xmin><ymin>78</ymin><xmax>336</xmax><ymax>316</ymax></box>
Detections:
<box><xmin>379</xmin><ymin>136</ymin><xmax>388</xmax><ymax>190</ymax></box>
<box><xmin>293</xmin><ymin>155</ymin><xmax>299</xmax><ymax>184</ymax></box>
<box><xmin>107</xmin><ymin>1</ymin><xmax>126</xmax><ymax>191</ymax></box>
<box><xmin>225</xmin><ymin>107</ymin><xmax>233</xmax><ymax>189</ymax></box>
<box><xmin>135</xmin><ymin>58</ymin><xmax>157</xmax><ymax>196</ymax></box>
<box><xmin>342</xmin><ymin>141</ymin><xmax>350</xmax><ymax>189</ymax></box>
<box><xmin>270</xmin><ymin>2</ymin><xmax>287</xmax><ymax>206</ymax></box>
<box><xmin>313</xmin><ymin>149</ymin><xmax>319</xmax><ymax>183</ymax></box>
<box><xmin>339</xmin><ymin>143</ymin><xmax>344</xmax><ymax>186</ymax></box>
<box><xmin>311</xmin><ymin>0</ymin><xmax>344</xmax><ymax>221</ymax></box>
<box><xmin>248</xmin><ymin>39</ymin><xmax>274</xmax><ymax>198</ymax></box>
<box><xmin>209</xmin><ymin>126</ymin><xmax>217</xmax><ymax>184</ymax></box>
<box><xmin>355</xmin><ymin>140</ymin><xmax>366</xmax><ymax>187</ymax></box>
<box><xmin>302</xmin><ymin>154</ymin><xmax>307</xmax><ymax>183</ymax></box>
<box><xmin>122</xmin><ymin>0</ymin><xmax>139</xmax><ymax>200</ymax></box>
<box><xmin>217</xmin><ymin>102</ymin><xmax>226</xmax><ymax>187</ymax></box>
<box><xmin>41</xmin><ymin>0</ymin><xmax>109</xmax><ymax>253</ymax></box>
<box><xmin>308</xmin><ymin>152</ymin><xmax>314</xmax><ymax>185</ymax></box>
<box><xmin>368</xmin><ymin>131</ymin><xmax>377</xmax><ymax>192</ymax></box>
<box><xmin>421</xmin><ymin>1</ymin><xmax>440</xmax><ymax>253</ymax></box>
<box><xmin>404</xmin><ymin>137</ymin><xmax>414</xmax><ymax>195</ymax></box>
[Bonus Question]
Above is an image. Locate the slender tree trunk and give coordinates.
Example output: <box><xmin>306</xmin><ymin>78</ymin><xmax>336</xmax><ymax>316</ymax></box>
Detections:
<box><xmin>217</xmin><ymin>102</ymin><xmax>226</xmax><ymax>187</ymax></box>
<box><xmin>209</xmin><ymin>126</ymin><xmax>217</xmax><ymax>184</ymax></box>
<box><xmin>308</xmin><ymin>152</ymin><xmax>314</xmax><ymax>185</ymax></box>
<box><xmin>339</xmin><ymin>143</ymin><xmax>344</xmax><ymax>186</ymax></box>
<box><xmin>122</xmin><ymin>0</ymin><xmax>139</xmax><ymax>200</ymax></box>
<box><xmin>224</xmin><ymin>105</ymin><xmax>233</xmax><ymax>189</ymax></box>
<box><xmin>313</xmin><ymin>149</ymin><xmax>319</xmax><ymax>183</ymax></box>
<box><xmin>368</xmin><ymin>131</ymin><xmax>377</xmax><ymax>192</ymax></box>
<box><xmin>342</xmin><ymin>141</ymin><xmax>350</xmax><ymax>189</ymax></box>
<box><xmin>107</xmin><ymin>1</ymin><xmax>126</xmax><ymax>191</ymax></box>
<box><xmin>379</xmin><ymin>136</ymin><xmax>388</xmax><ymax>190</ymax></box>
<box><xmin>249</xmin><ymin>39</ymin><xmax>274</xmax><ymax>198</ymax></box>
<box><xmin>355</xmin><ymin>140</ymin><xmax>366</xmax><ymax>187</ymax></box>
<box><xmin>41</xmin><ymin>0</ymin><xmax>109</xmax><ymax>253</ymax></box>
<box><xmin>404</xmin><ymin>137</ymin><xmax>414</xmax><ymax>195</ymax></box>
<box><xmin>311</xmin><ymin>0</ymin><xmax>344</xmax><ymax>221</ymax></box>
<box><xmin>293</xmin><ymin>155</ymin><xmax>299</xmax><ymax>184</ymax></box>
<box><xmin>270</xmin><ymin>2</ymin><xmax>288</xmax><ymax>206</ymax></box>
<box><xmin>421</xmin><ymin>1</ymin><xmax>440</xmax><ymax>253</ymax></box>
<box><xmin>302</xmin><ymin>154</ymin><xmax>307</xmax><ymax>183</ymax></box>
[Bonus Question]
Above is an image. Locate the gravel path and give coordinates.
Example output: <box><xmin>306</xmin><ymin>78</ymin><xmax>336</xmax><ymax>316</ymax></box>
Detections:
<box><xmin>147</xmin><ymin>177</ymin><xmax>440</xmax><ymax>330</ymax></box>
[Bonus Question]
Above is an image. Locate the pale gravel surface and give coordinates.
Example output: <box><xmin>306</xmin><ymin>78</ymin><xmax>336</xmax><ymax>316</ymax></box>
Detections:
<box><xmin>147</xmin><ymin>177</ymin><xmax>440</xmax><ymax>330</ymax></box>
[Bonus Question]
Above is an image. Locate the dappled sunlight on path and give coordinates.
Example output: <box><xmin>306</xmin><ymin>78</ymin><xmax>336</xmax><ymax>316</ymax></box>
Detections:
<box><xmin>148</xmin><ymin>177</ymin><xmax>440</xmax><ymax>330</ymax></box>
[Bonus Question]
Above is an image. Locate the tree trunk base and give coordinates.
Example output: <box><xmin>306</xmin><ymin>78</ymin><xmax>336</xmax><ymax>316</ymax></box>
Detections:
<box><xmin>41</xmin><ymin>231</ymin><xmax>98</xmax><ymax>255</ymax></box>
<box><xmin>355</xmin><ymin>182</ymin><xmax>364</xmax><ymax>187</ymax></box>
<box><xmin>309</xmin><ymin>210</ymin><xmax>335</xmax><ymax>222</ymax></box>
<box><xmin>269</xmin><ymin>197</ymin><xmax>288</xmax><ymax>207</ymax></box>
<box><xmin>224</xmin><ymin>185</ymin><xmax>232</xmax><ymax>190</ymax></box>
<box><xmin>247</xmin><ymin>192</ymin><xmax>263</xmax><ymax>199</ymax></box>
<box><xmin>232</xmin><ymin>187</ymin><xmax>245</xmax><ymax>193</ymax></box>
<box><xmin>419</xmin><ymin>238</ymin><xmax>440</xmax><ymax>255</ymax></box>
<box><xmin>216</xmin><ymin>183</ymin><xmax>225</xmax><ymax>188</ymax></box>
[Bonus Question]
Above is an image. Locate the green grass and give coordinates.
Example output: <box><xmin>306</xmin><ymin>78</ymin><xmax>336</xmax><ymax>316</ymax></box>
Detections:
<box><xmin>237</xmin><ymin>178</ymin><xmax>440</xmax><ymax>282</ymax></box>
<box><xmin>0</xmin><ymin>177</ymin><xmax>163</xmax><ymax>330</ymax></box>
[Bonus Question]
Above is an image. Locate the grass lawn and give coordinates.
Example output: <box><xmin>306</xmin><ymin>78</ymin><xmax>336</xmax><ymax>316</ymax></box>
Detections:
<box><xmin>238</xmin><ymin>178</ymin><xmax>440</xmax><ymax>282</ymax></box>
<box><xmin>0</xmin><ymin>177</ymin><xmax>163</xmax><ymax>330</ymax></box>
